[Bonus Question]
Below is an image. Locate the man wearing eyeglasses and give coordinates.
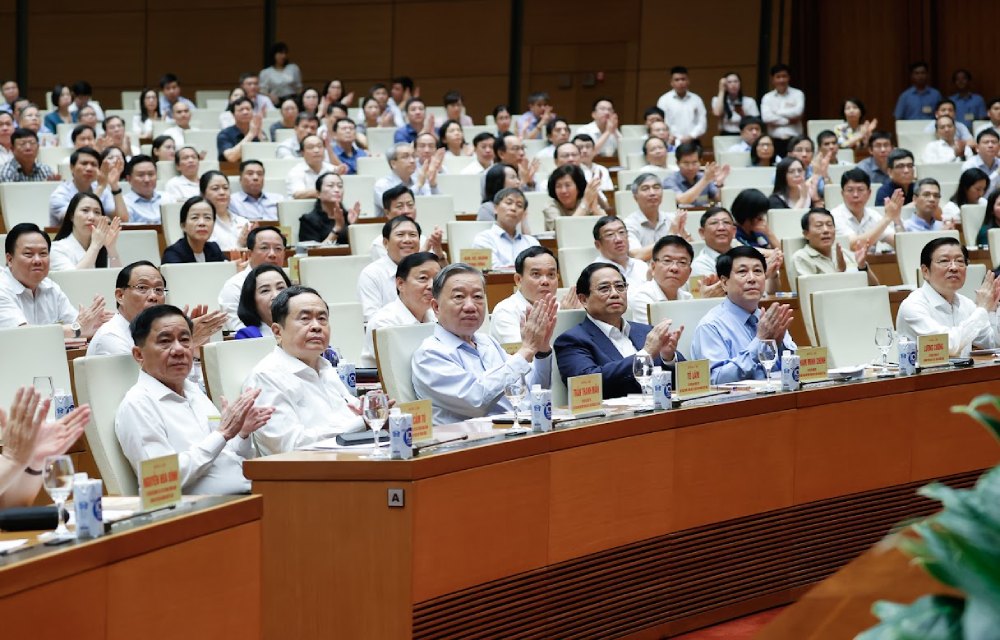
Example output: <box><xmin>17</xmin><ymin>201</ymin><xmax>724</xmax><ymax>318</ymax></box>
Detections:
<box><xmin>875</xmin><ymin>149</ymin><xmax>916</xmax><ymax>205</ymax></box>
<box><xmin>896</xmin><ymin>237</ymin><xmax>1000</xmax><ymax>356</ymax></box>
<box><xmin>554</xmin><ymin>262</ymin><xmax>683</xmax><ymax>399</ymax></box>
<box><xmin>594</xmin><ymin>216</ymin><xmax>649</xmax><ymax>288</ymax></box>
<box><xmin>691</xmin><ymin>246</ymin><xmax>796</xmax><ymax>384</ymax></box>
<box><xmin>903</xmin><ymin>178</ymin><xmax>956</xmax><ymax>232</ymax></box>
<box><xmin>831</xmin><ymin>168</ymin><xmax>903</xmax><ymax>252</ymax></box>
<box><xmin>629</xmin><ymin>236</ymin><xmax>695</xmax><ymax>323</ymax></box>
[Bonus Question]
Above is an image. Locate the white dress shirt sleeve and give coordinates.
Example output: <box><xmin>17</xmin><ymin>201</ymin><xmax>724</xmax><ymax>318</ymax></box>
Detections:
<box><xmin>897</xmin><ymin>294</ymin><xmax>997</xmax><ymax>356</ymax></box>
<box><xmin>691</xmin><ymin>95</ymin><xmax>708</xmax><ymax>139</ymax></box>
<box><xmin>0</xmin><ymin>289</ymin><xmax>26</xmax><ymax>328</ymax></box>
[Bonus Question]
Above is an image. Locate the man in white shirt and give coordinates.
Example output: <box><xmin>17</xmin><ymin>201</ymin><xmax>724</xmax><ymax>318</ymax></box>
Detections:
<box><xmin>116</xmin><ymin>304</ymin><xmax>273</xmax><ymax>495</ymax></box>
<box><xmin>161</xmin><ymin>101</ymin><xmax>194</xmax><ymax>147</ymax></box>
<box><xmin>158</xmin><ymin>73</ymin><xmax>196</xmax><ymax>122</ymax></box>
<box><xmin>624</xmin><ymin>173</ymin><xmax>684</xmax><ymax>261</ymax></box>
<box><xmin>629</xmin><ymin>236</ymin><xmax>695</xmax><ymax>323</ymax></box>
<box><xmin>0</xmin><ymin>223</ymin><xmax>109</xmax><ymax>338</ymax></box>
<box><xmin>241</xmin><ymin>72</ymin><xmax>275</xmax><ymax>115</ymax></box>
<box><xmin>123</xmin><ymin>155</ymin><xmax>164</xmax><ymax>224</ymax></box>
<box><xmin>218</xmin><ymin>227</ymin><xmax>286</xmax><ymax>331</ymax></box>
<box><xmin>593</xmin><ymin>216</ymin><xmax>648</xmax><ymax>288</ymax></box>
<box><xmin>275</xmin><ymin>113</ymin><xmax>319</xmax><ymax>159</ymax></box>
<box><xmin>535</xmin><ymin>118</ymin><xmax>571</xmax><ymax>160</ymax></box>
<box><xmin>370</xmin><ymin>185</ymin><xmax>445</xmax><ymax>261</ymax></box>
<box><xmin>229</xmin><ymin>160</ymin><xmax>283</xmax><ymax>221</ymax></box>
<box><xmin>922</xmin><ymin>99</ymin><xmax>973</xmax><ymax>141</ymax></box>
<box><xmin>163</xmin><ymin>146</ymin><xmax>202</xmax><ymax>204</ymax></box>
<box><xmin>962</xmin><ymin>129</ymin><xmax>1000</xmax><ymax>197</ymax></box>
<box><xmin>373</xmin><ymin>142</ymin><xmax>440</xmax><ymax>216</ymax></box>
<box><xmin>49</xmin><ymin>147</ymin><xmax>127</xmax><ymax>226</ymax></box>
<box><xmin>358</xmin><ymin>217</ymin><xmax>423</xmax><ymax>322</ymax></box>
<box><xmin>68</xmin><ymin>81</ymin><xmax>105</xmax><ymax>122</ymax></box>
<box><xmin>242</xmin><ymin>287</ymin><xmax>366</xmax><ymax>455</ymax></box>
<box><xmin>572</xmin><ymin>134</ymin><xmax>614</xmax><ymax>190</ymax></box>
<box><xmin>831</xmin><ymin>168</ymin><xmax>903</xmax><ymax>251</ymax></box>
<box><xmin>727</xmin><ymin>116</ymin><xmax>764</xmax><ymax>153</ymax></box>
<box><xmin>692</xmin><ymin>207</ymin><xmax>736</xmax><ymax>279</ymax></box>
<box><xmin>286</xmin><ymin>134</ymin><xmax>339</xmax><ymax>199</ymax></box>
<box><xmin>361</xmin><ymin>252</ymin><xmax>440</xmax><ymax>368</ymax></box>
<box><xmin>655</xmin><ymin>66</ymin><xmax>708</xmax><ymax>145</ymax></box>
<box><xmin>471</xmin><ymin>188</ymin><xmax>540</xmax><ymax>269</ymax></box>
<box><xmin>576</xmin><ymin>99</ymin><xmax>622</xmax><ymax>158</ymax></box>
<box><xmin>491</xmin><ymin>246</ymin><xmax>580</xmax><ymax>344</ymax></box>
<box><xmin>412</xmin><ymin>263</ymin><xmax>556</xmax><ymax>425</ymax></box>
<box><xmin>896</xmin><ymin>237</ymin><xmax>1000</xmax><ymax>356</ymax></box>
<box><xmin>760</xmin><ymin>64</ymin><xmax>805</xmax><ymax>157</ymax></box>
<box><xmin>460</xmin><ymin>132</ymin><xmax>496</xmax><ymax>175</ymax></box>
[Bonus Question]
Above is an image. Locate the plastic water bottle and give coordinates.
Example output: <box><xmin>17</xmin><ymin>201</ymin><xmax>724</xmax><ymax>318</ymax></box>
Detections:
<box><xmin>53</xmin><ymin>389</ymin><xmax>74</xmax><ymax>419</ymax></box>
<box><xmin>389</xmin><ymin>409</ymin><xmax>413</xmax><ymax>460</ymax></box>
<box><xmin>530</xmin><ymin>384</ymin><xmax>552</xmax><ymax>433</ymax></box>
<box><xmin>652</xmin><ymin>368</ymin><xmax>672</xmax><ymax>410</ymax></box>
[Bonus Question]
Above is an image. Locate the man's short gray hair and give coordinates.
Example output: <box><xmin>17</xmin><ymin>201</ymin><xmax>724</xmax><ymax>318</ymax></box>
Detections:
<box><xmin>630</xmin><ymin>172</ymin><xmax>661</xmax><ymax>196</ymax></box>
<box><xmin>432</xmin><ymin>263</ymin><xmax>485</xmax><ymax>299</ymax></box>
<box><xmin>385</xmin><ymin>142</ymin><xmax>413</xmax><ymax>166</ymax></box>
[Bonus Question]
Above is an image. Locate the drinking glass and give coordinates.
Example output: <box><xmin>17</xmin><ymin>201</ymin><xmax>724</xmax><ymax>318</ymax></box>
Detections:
<box><xmin>43</xmin><ymin>455</ymin><xmax>75</xmax><ymax>539</ymax></box>
<box><xmin>32</xmin><ymin>376</ymin><xmax>53</xmax><ymax>399</ymax></box>
<box><xmin>504</xmin><ymin>375</ymin><xmax>527</xmax><ymax>426</ymax></box>
<box><xmin>874</xmin><ymin>327</ymin><xmax>894</xmax><ymax>377</ymax></box>
<box><xmin>363</xmin><ymin>390</ymin><xmax>389</xmax><ymax>458</ymax></box>
<box><xmin>633</xmin><ymin>351</ymin><xmax>654</xmax><ymax>401</ymax></box>
<box><xmin>758</xmin><ymin>340</ymin><xmax>778</xmax><ymax>392</ymax></box>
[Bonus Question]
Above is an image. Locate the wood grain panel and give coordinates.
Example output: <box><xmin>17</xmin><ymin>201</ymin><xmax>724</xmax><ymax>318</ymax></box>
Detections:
<box><xmin>411</xmin><ymin>455</ymin><xmax>550</xmax><ymax>603</ymax></box>
<box><xmin>793</xmin><ymin>394</ymin><xmax>912</xmax><ymax>504</ymax></box>
<box><xmin>910</xmin><ymin>380</ymin><xmax>1000</xmax><ymax>480</ymax></box>
<box><xmin>0</xmin><ymin>568</ymin><xmax>107</xmax><ymax>639</ymax></box>
<box><xmin>935</xmin><ymin>0</ymin><xmax>1000</xmax><ymax>109</ymax></box>
<box><xmin>106</xmin><ymin>522</ymin><xmax>260</xmax><ymax>639</ymax></box>
<box><xmin>638</xmin><ymin>0</ymin><xmax>761</xmax><ymax>70</ymax></box>
<box><xmin>276</xmin><ymin>4</ymin><xmax>393</xmax><ymax>81</ymax></box>
<box><xmin>548</xmin><ymin>430</ymin><xmax>675</xmax><ymax>563</ymax></box>
<box><xmin>522</xmin><ymin>0</ymin><xmax>640</xmax><ymax>45</ymax></box>
<box><xmin>393</xmin><ymin>1</ymin><xmax>511</xmax><ymax>77</ymax></box>
<box><xmin>672</xmin><ymin>412</ymin><xmax>795</xmax><ymax>529</ymax></box>
<box><xmin>0</xmin><ymin>1</ymin><xmax>14</xmax><ymax>82</ymax></box>
<box><xmin>254</xmin><ymin>479</ymin><xmax>413</xmax><ymax>639</ymax></box>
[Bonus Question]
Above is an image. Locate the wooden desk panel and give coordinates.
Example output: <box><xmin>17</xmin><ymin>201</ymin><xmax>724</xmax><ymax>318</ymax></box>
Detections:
<box><xmin>2</xmin><ymin>569</ymin><xmax>107</xmax><ymax>639</ymax></box>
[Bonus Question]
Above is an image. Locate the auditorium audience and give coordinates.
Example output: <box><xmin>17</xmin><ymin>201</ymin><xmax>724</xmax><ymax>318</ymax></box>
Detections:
<box><xmin>922</xmin><ymin>100</ymin><xmax>973</xmax><ymax>144</ymax></box>
<box><xmin>373</xmin><ymin>142</ymin><xmax>440</xmax><ymax>215</ymax></box>
<box><xmin>494</xmin><ymin>133</ymin><xmax>539</xmax><ymax>192</ymax></box>
<box><xmin>234</xmin><ymin>264</ymin><xmax>291</xmax><ymax>340</ymax></box>
<box><xmin>792</xmin><ymin>208</ymin><xmax>878</xmax><ymax>284</ymax></box>
<box><xmin>0</xmin><ymin>223</ymin><xmax>109</xmax><ymax>337</ymax></box>
<box><xmin>0</xmin><ymin>112</ymin><xmax>13</xmax><ymax>166</ymax></box>
<box><xmin>573</xmin><ymin>133</ymin><xmax>614</xmax><ymax>190</ymax></box>
<box><xmin>42</xmin><ymin>84</ymin><xmax>73</xmax><ymax>135</ymax></box>
<box><xmin>976</xmin><ymin>190</ymin><xmax>1000</xmax><ymax>246</ymax></box>
<box><xmin>472</xmin><ymin>188</ymin><xmax>539</xmax><ymax>269</ymax></box>
<box><xmin>712</xmin><ymin>72</ymin><xmax>759</xmax><ymax>135</ymax></box>
<box><xmin>298</xmin><ymin>172</ymin><xmax>359</xmax><ymax>245</ymax></box>
<box><xmin>159</xmin><ymin>73</ymin><xmax>196</xmax><ymax>120</ymax></box>
<box><xmin>161</xmin><ymin>100</ymin><xmax>193</xmax><ymax>146</ymax></box>
<box><xmin>229</xmin><ymin>160</ymin><xmax>283</xmax><ymax>221</ymax></box>
<box><xmin>629</xmin><ymin>235</ymin><xmax>695</xmax><ymax>323</ymax></box>
<box><xmin>0</xmin><ymin>128</ymin><xmax>54</xmax><ymax>182</ymax></box>
<box><xmin>102</xmin><ymin>115</ymin><xmax>138</xmax><ymax>157</ymax></box>
<box><xmin>760</xmin><ymin>64</ymin><xmax>804</xmax><ymax>157</ymax></box>
<box><xmin>329</xmin><ymin>118</ymin><xmax>368</xmax><ymax>174</ymax></box>
<box><xmin>555</xmin><ymin>262</ymin><xmax>683</xmax><ymax>398</ymax></box>
<box><xmin>461</xmin><ymin>132</ymin><xmax>496</xmax><ymax>175</ymax></box>
<box><xmin>518</xmin><ymin>92</ymin><xmax>553</xmax><ymax>141</ymax></box>
<box><xmin>358</xmin><ymin>216</ymin><xmax>423</xmax><ymax>321</ymax></box>
<box><xmin>50</xmin><ymin>192</ymin><xmax>121</xmax><ymax>271</ymax></box>
<box><xmin>690</xmin><ymin>246</ymin><xmax>796</xmax><ymax>384</ymax></box>
<box><xmin>162</xmin><ymin>196</ymin><xmax>226</xmax><ymax>264</ymax></box>
<box><xmin>217</xmin><ymin>97</ymin><xmax>265</xmax><ymax>162</ymax></box>
<box><xmin>626</xmin><ymin>173</ymin><xmax>686</xmax><ymax>261</ymax></box>
<box><xmin>394</xmin><ymin>98</ymin><xmax>431</xmax><ymax>144</ymax></box>
<box><xmin>493</xmin><ymin>104</ymin><xmax>513</xmax><ymax>136</ymax></box>
<box><xmin>894</xmin><ymin>61</ymin><xmax>942</xmax><ymax>121</ymax></box>
<box><xmin>831</xmin><ymin>168</ymin><xmax>902</xmax><ymax>251</ymax></box>
<box><xmin>371</xmin><ymin>185</ymin><xmax>443</xmax><ymax>260</ymax></box>
<box><xmin>692</xmin><ymin>206</ymin><xmax>737</xmax><ymax>276</ymax></box>
<box><xmin>727</xmin><ymin>116</ymin><xmax>763</xmax><ymax>153</ymax></box>
<box><xmin>750</xmin><ymin>135</ymin><xmax>778</xmax><ymax>167</ymax></box>
<box><xmin>219</xmin><ymin>226</ymin><xmax>286</xmax><ymax>331</ymax></box>
<box><xmin>151</xmin><ymin>135</ymin><xmax>176</xmax><ymax>163</ymax></box>
<box><xmin>593</xmin><ymin>216</ymin><xmax>648</xmax><ymax>288</ymax></box>
<box><xmin>123</xmin><ymin>154</ymin><xmax>164</xmax><ymax>224</ymax></box>
<box><xmin>361</xmin><ymin>252</ymin><xmax>440</xmax><ymax>367</ymax></box>
<box><xmin>666</xmin><ymin>142</ymin><xmax>727</xmax><ymax>206</ymax></box>
<box><xmin>116</xmin><ymin>305</ymin><xmax>273</xmax><ymax>494</ymax></box>
<box><xmin>942</xmin><ymin>168</ymin><xmax>989</xmax><ymax>224</ymax></box>
<box><xmin>638</xmin><ymin>136</ymin><xmax>670</xmax><ymax>172</ymax></box>
<box><xmin>412</xmin><ymin>263</ymin><xmax>556</xmax><ymax>425</ymax></box>
<box><xmin>922</xmin><ymin>115</ymin><xmax>970</xmax><ymax>163</ymax></box>
<box><xmin>477</xmin><ymin>163</ymin><xmax>521</xmax><ymax>222</ymax></box>
<box><xmin>896</xmin><ymin>237</ymin><xmax>1000</xmax><ymax>356</ymax></box>
<box><xmin>962</xmin><ymin>129</ymin><xmax>1000</xmax><ymax>196</ymax></box>
<box><xmin>656</xmin><ymin>66</ymin><xmax>707</xmax><ymax>145</ymax></box>
<box><xmin>133</xmin><ymin>88</ymin><xmax>162</xmax><ymax>139</ymax></box>
<box><xmin>201</xmin><ymin>170</ymin><xmax>249</xmax><ymax>250</ymax></box>
<box><xmin>533</xmin><ymin>118</ymin><xmax>570</xmax><ymax>160</ymax></box>
<box><xmin>875</xmin><ymin>149</ymin><xmax>917</xmax><ymax>204</ymax></box>
<box><xmin>276</xmin><ymin>112</ymin><xmax>319</xmax><ymax>159</ymax></box>
<box><xmin>769</xmin><ymin>157</ymin><xmax>819</xmax><ymax>209</ymax></box>
<box><xmin>490</xmin><ymin>246</ymin><xmax>577</xmax><ymax>345</ymax></box>
<box><xmin>834</xmin><ymin>98</ymin><xmax>876</xmax><ymax>151</ymax></box>
<box><xmin>436</xmin><ymin>119</ymin><xmax>470</xmax><ymax>158</ymax></box>
<box><xmin>259</xmin><ymin>42</ymin><xmax>302</xmax><ymax>104</ymax></box>
<box><xmin>950</xmin><ymin>69</ymin><xmax>986</xmax><ymax>126</ymax></box>
<box><xmin>903</xmin><ymin>178</ymin><xmax>953</xmax><ymax>232</ymax></box>
<box><xmin>286</xmin><ymin>134</ymin><xmax>337</xmax><ymax>199</ymax></box>
<box><xmin>270</xmin><ymin>96</ymin><xmax>299</xmax><ymax>141</ymax></box>
<box><xmin>577</xmin><ymin>98</ymin><xmax>622</xmax><ymax>158</ymax></box>
<box><xmin>542</xmin><ymin>165</ymin><xmax>602</xmax><ymax>231</ymax></box>
<box><xmin>49</xmin><ymin>147</ymin><xmax>125</xmax><ymax>225</ymax></box>
<box><xmin>163</xmin><ymin>146</ymin><xmax>201</xmax><ymax>203</ymax></box>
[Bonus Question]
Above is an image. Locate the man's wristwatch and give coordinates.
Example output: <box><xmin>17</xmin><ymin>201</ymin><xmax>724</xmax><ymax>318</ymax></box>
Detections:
<box><xmin>110</xmin><ymin>188</ymin><xmax>122</xmax><ymax>196</ymax></box>
<box><xmin>71</xmin><ymin>321</ymin><xmax>82</xmax><ymax>338</ymax></box>
<box><xmin>858</xmin><ymin>264</ymin><xmax>869</xmax><ymax>271</ymax></box>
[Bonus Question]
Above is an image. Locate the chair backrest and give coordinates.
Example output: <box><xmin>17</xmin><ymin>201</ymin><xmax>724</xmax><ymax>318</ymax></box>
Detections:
<box><xmin>551</xmin><ymin>309</ymin><xmax>588</xmax><ymax>407</ymax></box>
<box><xmin>712</xmin><ymin>136</ymin><xmax>741</xmax><ymax>158</ymax></box>
<box><xmin>807</xmin><ymin>119</ymin><xmax>846</xmax><ymax>140</ymax></box>
<box><xmin>328</xmin><ymin>302</ymin><xmax>365</xmax><ymax>364</ymax></box>
<box><xmin>959</xmin><ymin>263</ymin><xmax>988</xmax><ymax>301</ymax></box>
<box><xmin>720</xmin><ymin>185</ymin><xmax>744</xmax><ymax>210</ymax></box>
<box><xmin>161</xmin><ymin>261</ymin><xmax>238</xmax><ymax>309</ymax></box>
<box><xmin>260</xmin><ymin>158</ymin><xmax>301</xmax><ymax>180</ymax></box>
<box><xmin>415</xmin><ymin>194</ymin><xmax>456</xmax><ymax>240</ymax></box>
<box><xmin>990</xmin><ymin>228</ymin><xmax>1000</xmax><ymax>268</ymax></box>
<box><xmin>0</xmin><ymin>324</ymin><xmax>72</xmax><ymax>417</ymax></box>
<box><xmin>117</xmin><ymin>229</ymin><xmax>162</xmax><ymax>267</ymax></box>
<box><xmin>768</xmin><ymin>208</ymin><xmax>808</xmax><ymax>240</ymax></box>
<box><xmin>342</xmin><ymin>175</ymin><xmax>376</xmax><ymax>217</ymax></box>
<box><xmin>824</xmin><ymin>183</ymin><xmax>877</xmax><ymax>209</ymax></box>
<box><xmin>895</xmin><ymin>230</ymin><xmax>960</xmax><ymax>287</ymax></box>
<box><xmin>648</xmin><ymin>298</ymin><xmax>725</xmax><ymax>358</ymax></box>
<box><xmin>916</xmin><ymin>162</ymin><xmax>963</xmax><ymax>184</ymax></box>
<box><xmin>524</xmin><ymin>192</ymin><xmax>552</xmax><ymax>235</ymax></box>
<box><xmin>348</xmin><ymin>222</ymin><xmax>384</xmax><ymax>256</ymax></box>
<box><xmin>557</xmin><ymin>247</ymin><xmax>599</xmax><ymax>288</ymax></box>
<box><xmin>718</xmin><ymin>151</ymin><xmax>751</xmax><ymax>168</ymax></box>
<box><xmin>183</xmin><ymin>130</ymin><xmax>220</xmax><ymax>156</ymax></box>
<box><xmin>555</xmin><ymin>216</ymin><xmax>598</xmax><ymax>249</ymax></box>
<box><xmin>277</xmin><ymin>198</ymin><xmax>315</xmax><ymax>244</ymax></box>
<box><xmin>73</xmin><ymin>354</ymin><xmax>141</xmax><ymax>495</ymax></box>
<box><xmin>618</xmin><ymin>168</ymin><xmax>670</xmax><ymax>191</ymax></box>
<box><xmin>614</xmin><ymin>190</ymin><xmax>638</xmax><ymax>216</ymax></box>
<box><xmin>616</xmin><ymin>137</ymin><xmax>646</xmax><ymax>166</ymax></box>
<box><xmin>811</xmin><ymin>285</ymin><xmax>893</xmax><ymax>367</ymax></box>
<box><xmin>159</xmin><ymin>202</ymin><xmax>184</xmax><ymax>245</ymax></box>
<box><xmin>374</xmin><ymin>323</ymin><xmax>435</xmax><ymax>403</ymax></box>
<box><xmin>442</xmin><ymin>155</ymin><xmax>475</xmax><ymax>173</ymax></box>
<box><xmin>896</xmin><ymin>132</ymin><xmax>934</xmax><ymax>158</ymax></box>
<box><xmin>0</xmin><ymin>182</ymin><xmax>60</xmax><ymax>229</ymax></box>
<box><xmin>446</xmin><ymin>221</ymin><xmax>493</xmax><ymax>262</ymax></box>
<box><xmin>620</xmin><ymin>124</ymin><xmax>647</xmax><ymax>138</ymax></box>
<box><xmin>780</xmin><ymin>236</ymin><xmax>808</xmax><ymax>292</ymax></box>
<box><xmin>201</xmin><ymin>337</ymin><xmax>276</xmax><ymax>409</ymax></box>
<box><xmin>725</xmin><ymin>167</ymin><xmax>775</xmax><ymax>189</ymax></box>
<box><xmin>48</xmin><ymin>269</ymin><xmax>120</xmax><ymax>312</ymax></box>
<box><xmin>242</xmin><ymin>142</ymin><xmax>280</xmax><ymax>161</ymax></box>
<box><xmin>960</xmin><ymin>204</ymin><xmax>987</xmax><ymax>247</ymax></box>
<box><xmin>298</xmin><ymin>255</ymin><xmax>372</xmax><ymax>303</ymax></box>
<box><xmin>195</xmin><ymin>90</ymin><xmax>230</xmax><ymax>108</ymax></box>
<box><xmin>38</xmin><ymin>147</ymin><xmax>71</xmax><ymax>168</ymax></box>
<box><xmin>436</xmin><ymin>174</ymin><xmax>482</xmax><ymax>213</ymax></box>
<box><xmin>796</xmin><ymin>271</ymin><xmax>868</xmax><ymax>345</ymax></box>
<box><xmin>895</xmin><ymin>120</ymin><xmax>930</xmax><ymax>136</ymax></box>
<box><xmin>828</xmin><ymin>164</ymin><xmax>855</xmax><ymax>185</ymax></box>
<box><xmin>356</xmin><ymin>156</ymin><xmax>391</xmax><ymax>179</ymax></box>
<box><xmin>365</xmin><ymin>128</ymin><xmax>398</xmax><ymax>156</ymax></box>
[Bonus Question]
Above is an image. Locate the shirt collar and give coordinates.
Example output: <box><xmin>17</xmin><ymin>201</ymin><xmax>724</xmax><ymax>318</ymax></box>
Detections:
<box><xmin>270</xmin><ymin>345</ymin><xmax>329</xmax><ymax>380</ymax></box>
<box><xmin>137</xmin><ymin>369</ymin><xmax>190</xmax><ymax>402</ymax></box>
<box><xmin>0</xmin><ymin>267</ymin><xmax>54</xmax><ymax>294</ymax></box>
<box><xmin>722</xmin><ymin>297</ymin><xmax>760</xmax><ymax>325</ymax></box>
<box><xmin>802</xmin><ymin>244</ymin><xmax>831</xmax><ymax>260</ymax></box>
<box><xmin>587</xmin><ymin>313</ymin><xmax>630</xmax><ymax>340</ymax></box>
<box><xmin>920</xmin><ymin>282</ymin><xmax>960</xmax><ymax>313</ymax></box>
<box><xmin>433</xmin><ymin>321</ymin><xmax>488</xmax><ymax>354</ymax></box>
<box><xmin>491</xmin><ymin>224</ymin><xmax>521</xmax><ymax>241</ymax></box>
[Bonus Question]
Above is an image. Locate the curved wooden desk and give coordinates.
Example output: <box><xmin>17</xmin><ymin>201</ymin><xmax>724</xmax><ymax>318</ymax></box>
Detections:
<box><xmin>245</xmin><ymin>365</ymin><xmax>1000</xmax><ymax>639</ymax></box>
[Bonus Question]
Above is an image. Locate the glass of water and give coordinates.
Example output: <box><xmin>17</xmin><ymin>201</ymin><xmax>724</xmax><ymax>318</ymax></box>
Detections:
<box><xmin>758</xmin><ymin>339</ymin><xmax>778</xmax><ymax>392</ymax></box>
<box><xmin>43</xmin><ymin>455</ymin><xmax>75</xmax><ymax>539</ymax></box>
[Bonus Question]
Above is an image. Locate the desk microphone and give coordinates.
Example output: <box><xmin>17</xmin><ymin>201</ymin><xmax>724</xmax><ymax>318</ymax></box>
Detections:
<box><xmin>0</xmin><ymin>506</ymin><xmax>67</xmax><ymax>532</ymax></box>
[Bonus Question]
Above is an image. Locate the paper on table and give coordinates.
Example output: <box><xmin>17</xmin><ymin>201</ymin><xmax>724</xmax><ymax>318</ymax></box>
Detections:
<box><xmin>0</xmin><ymin>539</ymin><xmax>27</xmax><ymax>553</ymax></box>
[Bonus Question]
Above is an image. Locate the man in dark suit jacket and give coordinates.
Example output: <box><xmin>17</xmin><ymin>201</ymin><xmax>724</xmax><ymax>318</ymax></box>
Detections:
<box><xmin>555</xmin><ymin>262</ymin><xmax>684</xmax><ymax>398</ymax></box>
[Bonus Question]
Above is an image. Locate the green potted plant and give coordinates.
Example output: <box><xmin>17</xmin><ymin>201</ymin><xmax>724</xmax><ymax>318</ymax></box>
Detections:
<box><xmin>857</xmin><ymin>394</ymin><xmax>1000</xmax><ymax>640</ymax></box>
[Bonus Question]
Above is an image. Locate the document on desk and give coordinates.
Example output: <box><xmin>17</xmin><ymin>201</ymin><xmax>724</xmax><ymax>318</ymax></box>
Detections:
<box><xmin>0</xmin><ymin>539</ymin><xmax>27</xmax><ymax>553</ymax></box>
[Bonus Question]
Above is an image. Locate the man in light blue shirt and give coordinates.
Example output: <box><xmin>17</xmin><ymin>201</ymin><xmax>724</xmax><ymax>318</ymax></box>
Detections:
<box><xmin>411</xmin><ymin>263</ymin><xmax>556</xmax><ymax>425</ymax></box>
<box><xmin>949</xmin><ymin>69</ymin><xmax>986</xmax><ymax>127</ymax></box>
<box><xmin>471</xmin><ymin>188</ymin><xmax>539</xmax><ymax>269</ymax></box>
<box><xmin>962</xmin><ymin>129</ymin><xmax>1000</xmax><ymax>196</ymax></box>
<box><xmin>893</xmin><ymin>62</ymin><xmax>942</xmax><ymax>121</ymax></box>
<box><xmin>158</xmin><ymin>73</ymin><xmax>197</xmax><ymax>121</ymax></box>
<box><xmin>228</xmin><ymin>160</ymin><xmax>283</xmax><ymax>221</ymax></box>
<box><xmin>123</xmin><ymin>154</ymin><xmax>164</xmax><ymax>224</ymax></box>
<box><xmin>329</xmin><ymin>117</ymin><xmax>368</xmax><ymax>175</ymax></box>
<box><xmin>691</xmin><ymin>246</ymin><xmax>796</xmax><ymax>384</ymax></box>
<box><xmin>903</xmin><ymin>178</ymin><xmax>953</xmax><ymax>232</ymax></box>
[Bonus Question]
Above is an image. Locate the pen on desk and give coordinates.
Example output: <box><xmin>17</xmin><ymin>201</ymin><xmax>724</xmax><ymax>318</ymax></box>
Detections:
<box><xmin>413</xmin><ymin>434</ymin><xmax>469</xmax><ymax>455</ymax></box>
<box><xmin>0</xmin><ymin>543</ymin><xmax>36</xmax><ymax>557</ymax></box>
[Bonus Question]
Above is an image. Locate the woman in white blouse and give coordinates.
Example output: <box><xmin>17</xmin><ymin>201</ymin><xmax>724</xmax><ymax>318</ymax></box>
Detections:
<box><xmin>163</xmin><ymin>146</ymin><xmax>201</xmax><ymax>203</ymax></box>
<box><xmin>50</xmin><ymin>192</ymin><xmax>122</xmax><ymax>271</ymax></box>
<box><xmin>711</xmin><ymin>72</ymin><xmax>760</xmax><ymax>134</ymax></box>
<box><xmin>131</xmin><ymin>88</ymin><xmax>162</xmax><ymax>139</ymax></box>
<box><xmin>438</xmin><ymin>120</ymin><xmax>473</xmax><ymax>157</ymax></box>
<box><xmin>200</xmin><ymin>170</ymin><xmax>249</xmax><ymax>251</ymax></box>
